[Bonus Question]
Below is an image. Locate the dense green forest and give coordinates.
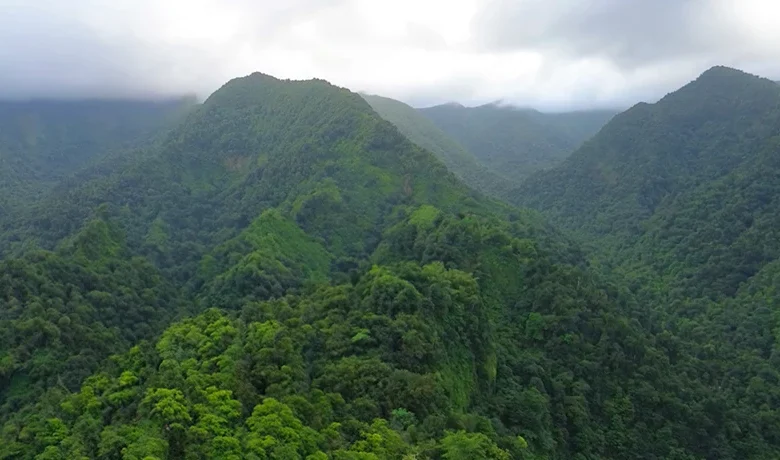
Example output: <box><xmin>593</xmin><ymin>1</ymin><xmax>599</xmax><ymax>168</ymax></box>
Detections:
<box><xmin>361</xmin><ymin>94</ymin><xmax>514</xmax><ymax>198</ymax></box>
<box><xmin>1</xmin><ymin>67</ymin><xmax>780</xmax><ymax>460</ymax></box>
<box><xmin>514</xmin><ymin>66</ymin><xmax>780</xmax><ymax>297</ymax></box>
<box><xmin>514</xmin><ymin>66</ymin><xmax>780</xmax><ymax>458</ymax></box>
<box><xmin>418</xmin><ymin>102</ymin><xmax>615</xmax><ymax>184</ymax></box>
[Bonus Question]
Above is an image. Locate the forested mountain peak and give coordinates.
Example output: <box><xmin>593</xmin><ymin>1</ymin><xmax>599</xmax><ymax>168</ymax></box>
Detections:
<box><xmin>512</xmin><ymin>61</ymin><xmax>780</xmax><ymax>406</ymax></box>
<box><xmin>203</xmin><ymin>72</ymin><xmax>340</xmax><ymax>107</ymax></box>
<box><xmin>8</xmin><ymin>70</ymin><xmax>499</xmax><ymax>266</ymax></box>
<box><xmin>503</xmin><ymin>65</ymin><xmax>780</xmax><ymax>459</ymax></box>
<box><xmin>696</xmin><ymin>64</ymin><xmax>761</xmax><ymax>80</ymax></box>
<box><xmin>653</xmin><ymin>65</ymin><xmax>780</xmax><ymax>120</ymax></box>
<box><xmin>589</xmin><ymin>66</ymin><xmax>777</xmax><ymax>143</ymax></box>
<box><xmin>1</xmin><ymin>72</ymin><xmax>607</xmax><ymax>458</ymax></box>
<box><xmin>437</xmin><ymin>101</ymin><xmax>465</xmax><ymax>108</ymax></box>
<box><xmin>514</xmin><ymin>65</ymin><xmax>780</xmax><ymax>238</ymax></box>
<box><xmin>167</xmin><ymin>72</ymin><xmax>383</xmax><ymax>168</ymax></box>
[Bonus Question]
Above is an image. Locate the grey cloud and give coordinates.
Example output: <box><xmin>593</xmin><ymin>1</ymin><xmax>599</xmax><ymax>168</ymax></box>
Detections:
<box><xmin>403</xmin><ymin>23</ymin><xmax>449</xmax><ymax>50</ymax></box>
<box><xmin>0</xmin><ymin>0</ymin><xmax>778</xmax><ymax>109</ymax></box>
<box><xmin>1</xmin><ymin>8</ymin><xmax>195</xmax><ymax>98</ymax></box>
<box><xmin>278</xmin><ymin>5</ymin><xmax>448</xmax><ymax>52</ymax></box>
<box><xmin>463</xmin><ymin>0</ymin><xmax>780</xmax><ymax>109</ymax></box>
<box><xmin>397</xmin><ymin>76</ymin><xmax>485</xmax><ymax>108</ymax></box>
<box><xmin>471</xmin><ymin>0</ymin><xmax>733</xmax><ymax>68</ymax></box>
<box><xmin>0</xmin><ymin>0</ymin><xmax>345</xmax><ymax>100</ymax></box>
<box><xmin>229</xmin><ymin>0</ymin><xmax>348</xmax><ymax>46</ymax></box>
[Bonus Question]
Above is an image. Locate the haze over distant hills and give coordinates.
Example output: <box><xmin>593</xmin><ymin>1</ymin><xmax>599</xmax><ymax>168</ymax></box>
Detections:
<box><xmin>1</xmin><ymin>65</ymin><xmax>780</xmax><ymax>459</ymax></box>
<box><xmin>0</xmin><ymin>98</ymin><xmax>195</xmax><ymax>211</ymax></box>
<box><xmin>511</xmin><ymin>67</ymin><xmax>780</xmax><ymax>460</ymax></box>
<box><xmin>361</xmin><ymin>94</ymin><xmax>515</xmax><ymax>198</ymax></box>
<box><xmin>363</xmin><ymin>94</ymin><xmax>615</xmax><ymax>198</ymax></box>
<box><xmin>418</xmin><ymin>102</ymin><xmax>615</xmax><ymax>183</ymax></box>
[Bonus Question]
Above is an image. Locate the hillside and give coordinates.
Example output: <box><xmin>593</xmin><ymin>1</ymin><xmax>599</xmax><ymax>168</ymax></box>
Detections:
<box><xmin>0</xmin><ymin>216</ymin><xmax>186</xmax><ymax>416</ymax></box>
<box><xmin>514</xmin><ymin>66</ymin><xmax>780</xmax><ymax>296</ymax></box>
<box><xmin>0</xmin><ymin>98</ymin><xmax>195</xmax><ymax>213</ymax></box>
<box><xmin>362</xmin><ymin>94</ymin><xmax>514</xmax><ymax>198</ymax></box>
<box><xmin>512</xmin><ymin>66</ymin><xmax>780</xmax><ymax>460</ymax></box>
<box><xmin>419</xmin><ymin>102</ymin><xmax>615</xmax><ymax>183</ymax></box>
<box><xmin>1</xmin><ymin>71</ymin><xmax>779</xmax><ymax>459</ymax></box>
<box><xmin>2</xmin><ymin>74</ymin><xmax>509</xmax><ymax>267</ymax></box>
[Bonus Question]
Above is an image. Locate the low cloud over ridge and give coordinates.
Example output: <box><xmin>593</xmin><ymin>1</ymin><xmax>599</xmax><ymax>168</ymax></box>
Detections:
<box><xmin>1</xmin><ymin>0</ymin><xmax>779</xmax><ymax>110</ymax></box>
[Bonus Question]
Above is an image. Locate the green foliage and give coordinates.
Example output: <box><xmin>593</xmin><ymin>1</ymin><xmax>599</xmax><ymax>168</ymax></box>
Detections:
<box><xmin>0</xmin><ymin>218</ymin><xmax>182</xmax><ymax>416</ymax></box>
<box><xmin>364</xmin><ymin>94</ymin><xmax>614</xmax><ymax>200</ymax></box>
<box><xmin>516</xmin><ymin>66</ymin><xmax>780</xmax><ymax>242</ymax></box>
<box><xmin>440</xmin><ymin>430</ymin><xmax>509</xmax><ymax>459</ymax></box>
<box><xmin>200</xmin><ymin>209</ymin><xmax>332</xmax><ymax>307</ymax></box>
<box><xmin>4</xmin><ymin>73</ymin><xmax>503</xmax><ymax>281</ymax></box>
<box><xmin>0</xmin><ymin>245</ymin><xmax>633</xmax><ymax>459</ymax></box>
<box><xmin>513</xmin><ymin>66</ymin><xmax>780</xmax><ymax>459</ymax></box>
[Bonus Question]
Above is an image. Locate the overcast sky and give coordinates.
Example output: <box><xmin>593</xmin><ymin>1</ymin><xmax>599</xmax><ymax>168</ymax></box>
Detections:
<box><xmin>1</xmin><ymin>0</ymin><xmax>779</xmax><ymax>110</ymax></box>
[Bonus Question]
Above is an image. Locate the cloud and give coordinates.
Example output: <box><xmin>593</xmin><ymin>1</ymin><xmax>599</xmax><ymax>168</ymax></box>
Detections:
<box><xmin>464</xmin><ymin>0</ymin><xmax>780</xmax><ymax>108</ymax></box>
<box><xmin>0</xmin><ymin>0</ymin><xmax>779</xmax><ymax>110</ymax></box>
<box><xmin>471</xmin><ymin>0</ymin><xmax>716</xmax><ymax>67</ymax></box>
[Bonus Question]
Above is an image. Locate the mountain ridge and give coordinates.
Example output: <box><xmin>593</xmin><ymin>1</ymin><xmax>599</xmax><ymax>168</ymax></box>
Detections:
<box><xmin>509</xmin><ymin>66</ymin><xmax>780</xmax><ymax>458</ymax></box>
<box><xmin>365</xmin><ymin>93</ymin><xmax>615</xmax><ymax>197</ymax></box>
<box><xmin>514</xmin><ymin>66</ymin><xmax>780</xmax><ymax>238</ymax></box>
<box><xmin>361</xmin><ymin>93</ymin><xmax>515</xmax><ymax>198</ymax></box>
<box><xmin>419</xmin><ymin>102</ymin><xmax>615</xmax><ymax>183</ymax></box>
<box><xmin>0</xmin><ymin>72</ymin><xmax>603</xmax><ymax>459</ymax></box>
<box><xmin>0</xmin><ymin>97</ymin><xmax>196</xmax><ymax>214</ymax></box>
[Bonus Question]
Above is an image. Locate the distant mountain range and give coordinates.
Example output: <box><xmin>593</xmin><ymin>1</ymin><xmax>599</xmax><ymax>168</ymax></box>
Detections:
<box><xmin>417</xmin><ymin>102</ymin><xmax>615</xmax><ymax>182</ymax></box>
<box><xmin>361</xmin><ymin>94</ymin><xmax>515</xmax><ymax>198</ymax></box>
<box><xmin>363</xmin><ymin>93</ymin><xmax>615</xmax><ymax>198</ymax></box>
<box><xmin>515</xmin><ymin>65</ymin><xmax>780</xmax><ymax>295</ymax></box>
<box><xmin>0</xmin><ymin>97</ymin><xmax>195</xmax><ymax>211</ymax></box>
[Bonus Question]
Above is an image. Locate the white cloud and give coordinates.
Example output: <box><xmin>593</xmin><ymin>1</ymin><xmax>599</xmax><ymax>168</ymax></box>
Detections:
<box><xmin>0</xmin><ymin>0</ymin><xmax>778</xmax><ymax>109</ymax></box>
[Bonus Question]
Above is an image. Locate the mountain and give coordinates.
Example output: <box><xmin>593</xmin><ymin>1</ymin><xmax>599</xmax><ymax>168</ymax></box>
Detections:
<box><xmin>2</xmin><ymin>74</ymin><xmax>508</xmax><ymax>267</ymax></box>
<box><xmin>419</xmin><ymin>102</ymin><xmax>615</xmax><ymax>183</ymax></box>
<box><xmin>0</xmin><ymin>98</ymin><xmax>195</xmax><ymax>212</ymax></box>
<box><xmin>362</xmin><ymin>93</ymin><xmax>514</xmax><ymax>198</ymax></box>
<box><xmin>514</xmin><ymin>65</ymin><xmax>780</xmax><ymax>458</ymax></box>
<box><xmin>1</xmin><ymin>70</ymin><xmax>780</xmax><ymax>459</ymax></box>
<box><xmin>514</xmin><ymin>66</ymin><xmax>780</xmax><ymax>294</ymax></box>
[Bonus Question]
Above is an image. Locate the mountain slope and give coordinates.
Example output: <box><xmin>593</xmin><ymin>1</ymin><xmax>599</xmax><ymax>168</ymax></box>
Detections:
<box><xmin>362</xmin><ymin>93</ymin><xmax>514</xmax><ymax>198</ymax></box>
<box><xmin>0</xmin><ymin>215</ymin><xmax>185</xmax><ymax>417</ymax></box>
<box><xmin>1</xmin><ymin>71</ymin><xmax>780</xmax><ymax>459</ymax></box>
<box><xmin>0</xmin><ymin>98</ymin><xmax>195</xmax><ymax>213</ymax></box>
<box><xmin>511</xmin><ymin>66</ymin><xmax>780</xmax><ymax>460</ymax></box>
<box><xmin>3</xmin><ymin>73</ymin><xmax>508</xmax><ymax>270</ymax></box>
<box><xmin>514</xmin><ymin>67</ymin><xmax>780</xmax><ymax>297</ymax></box>
<box><xmin>419</xmin><ymin>102</ymin><xmax>615</xmax><ymax>183</ymax></box>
